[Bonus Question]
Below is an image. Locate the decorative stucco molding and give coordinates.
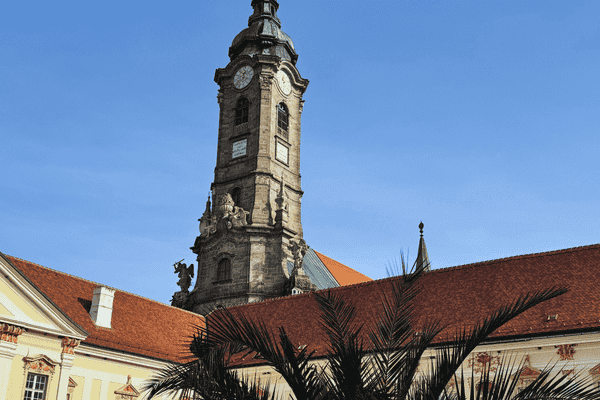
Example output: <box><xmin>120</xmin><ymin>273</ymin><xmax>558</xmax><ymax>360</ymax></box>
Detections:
<box><xmin>61</xmin><ymin>337</ymin><xmax>81</xmax><ymax>354</ymax></box>
<box><xmin>115</xmin><ymin>375</ymin><xmax>140</xmax><ymax>399</ymax></box>
<box><xmin>555</xmin><ymin>344</ymin><xmax>577</xmax><ymax>360</ymax></box>
<box><xmin>0</xmin><ymin>322</ymin><xmax>25</xmax><ymax>343</ymax></box>
<box><xmin>23</xmin><ymin>354</ymin><xmax>58</xmax><ymax>375</ymax></box>
<box><xmin>468</xmin><ymin>352</ymin><xmax>502</xmax><ymax>373</ymax></box>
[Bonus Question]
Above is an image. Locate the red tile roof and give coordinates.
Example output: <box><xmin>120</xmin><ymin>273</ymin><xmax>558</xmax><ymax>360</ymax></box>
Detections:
<box><xmin>314</xmin><ymin>251</ymin><xmax>373</xmax><ymax>286</ymax></box>
<box><xmin>5</xmin><ymin>255</ymin><xmax>203</xmax><ymax>363</ymax></box>
<box><xmin>211</xmin><ymin>244</ymin><xmax>600</xmax><ymax>367</ymax></box>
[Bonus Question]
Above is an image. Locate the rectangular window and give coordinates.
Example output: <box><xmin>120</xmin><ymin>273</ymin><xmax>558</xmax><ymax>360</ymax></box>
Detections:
<box><xmin>24</xmin><ymin>373</ymin><xmax>48</xmax><ymax>400</ymax></box>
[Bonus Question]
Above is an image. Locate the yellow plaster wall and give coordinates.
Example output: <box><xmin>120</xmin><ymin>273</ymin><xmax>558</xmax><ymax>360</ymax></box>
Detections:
<box><xmin>4</xmin><ymin>334</ymin><xmax>64</xmax><ymax>399</ymax></box>
<box><xmin>70</xmin><ymin>375</ymin><xmax>85</xmax><ymax>400</ymax></box>
<box><xmin>6</xmin><ymin>353</ymin><xmax>27</xmax><ymax>400</ymax></box>
<box><xmin>5</xmin><ymin>360</ymin><xmax>61</xmax><ymax>400</ymax></box>
<box><xmin>0</xmin><ymin>301</ymin><xmax>12</xmax><ymax>317</ymax></box>
<box><xmin>73</xmin><ymin>353</ymin><xmax>152</xmax><ymax>380</ymax></box>
<box><xmin>19</xmin><ymin>332</ymin><xmax>63</xmax><ymax>355</ymax></box>
<box><xmin>90</xmin><ymin>379</ymin><xmax>102</xmax><ymax>400</ymax></box>
<box><xmin>0</xmin><ymin>278</ymin><xmax>53</xmax><ymax>325</ymax></box>
<box><xmin>108</xmin><ymin>381</ymin><xmax>123</xmax><ymax>397</ymax></box>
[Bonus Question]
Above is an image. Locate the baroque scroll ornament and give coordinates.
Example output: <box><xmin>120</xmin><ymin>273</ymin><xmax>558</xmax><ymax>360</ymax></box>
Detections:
<box><xmin>199</xmin><ymin>193</ymin><xmax>250</xmax><ymax>239</ymax></box>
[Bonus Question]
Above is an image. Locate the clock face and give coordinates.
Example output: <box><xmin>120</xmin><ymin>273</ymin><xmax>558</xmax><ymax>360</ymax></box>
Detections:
<box><xmin>234</xmin><ymin>66</ymin><xmax>254</xmax><ymax>89</ymax></box>
<box><xmin>277</xmin><ymin>70</ymin><xmax>292</xmax><ymax>95</ymax></box>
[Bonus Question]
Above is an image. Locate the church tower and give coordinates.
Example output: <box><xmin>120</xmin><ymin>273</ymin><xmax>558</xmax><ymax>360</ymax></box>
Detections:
<box><xmin>185</xmin><ymin>0</ymin><xmax>312</xmax><ymax>314</ymax></box>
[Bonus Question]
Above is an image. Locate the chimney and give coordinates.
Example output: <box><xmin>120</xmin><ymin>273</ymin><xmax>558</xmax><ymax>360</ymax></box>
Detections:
<box><xmin>90</xmin><ymin>286</ymin><xmax>115</xmax><ymax>329</ymax></box>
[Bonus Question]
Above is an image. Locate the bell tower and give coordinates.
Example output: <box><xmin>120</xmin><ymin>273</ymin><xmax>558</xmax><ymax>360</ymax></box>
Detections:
<box><xmin>185</xmin><ymin>0</ymin><xmax>312</xmax><ymax>314</ymax></box>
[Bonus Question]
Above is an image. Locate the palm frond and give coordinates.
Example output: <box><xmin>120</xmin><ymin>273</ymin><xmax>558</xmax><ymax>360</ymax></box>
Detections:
<box><xmin>314</xmin><ymin>289</ymin><xmax>368</xmax><ymax>400</ymax></box>
<box><xmin>205</xmin><ymin>307</ymin><xmax>327</xmax><ymax>400</ymax></box>
<box><xmin>367</xmin><ymin>262</ymin><xmax>435</xmax><ymax>399</ymax></box>
<box><xmin>422</xmin><ymin>287</ymin><xmax>567</xmax><ymax>400</ymax></box>
<box><xmin>514</xmin><ymin>366</ymin><xmax>600</xmax><ymax>400</ymax></box>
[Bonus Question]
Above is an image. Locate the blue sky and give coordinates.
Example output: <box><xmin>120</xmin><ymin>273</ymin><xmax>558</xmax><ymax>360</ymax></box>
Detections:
<box><xmin>1</xmin><ymin>1</ymin><xmax>599</xmax><ymax>304</ymax></box>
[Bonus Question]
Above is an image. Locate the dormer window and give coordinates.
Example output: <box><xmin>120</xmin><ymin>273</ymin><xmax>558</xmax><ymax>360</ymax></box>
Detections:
<box><xmin>235</xmin><ymin>98</ymin><xmax>249</xmax><ymax>126</ymax></box>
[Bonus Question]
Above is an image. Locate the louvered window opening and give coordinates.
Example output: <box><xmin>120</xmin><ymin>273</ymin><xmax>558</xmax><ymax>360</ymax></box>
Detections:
<box><xmin>217</xmin><ymin>259</ymin><xmax>231</xmax><ymax>281</ymax></box>
<box><xmin>277</xmin><ymin>103</ymin><xmax>288</xmax><ymax>131</ymax></box>
<box><xmin>235</xmin><ymin>98</ymin><xmax>249</xmax><ymax>126</ymax></box>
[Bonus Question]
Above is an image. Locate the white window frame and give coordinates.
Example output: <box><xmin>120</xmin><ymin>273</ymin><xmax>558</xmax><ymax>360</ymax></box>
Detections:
<box><xmin>23</xmin><ymin>373</ymin><xmax>48</xmax><ymax>400</ymax></box>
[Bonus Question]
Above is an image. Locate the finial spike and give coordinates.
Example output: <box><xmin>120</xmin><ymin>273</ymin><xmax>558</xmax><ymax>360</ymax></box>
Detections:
<box><xmin>416</xmin><ymin>221</ymin><xmax>430</xmax><ymax>272</ymax></box>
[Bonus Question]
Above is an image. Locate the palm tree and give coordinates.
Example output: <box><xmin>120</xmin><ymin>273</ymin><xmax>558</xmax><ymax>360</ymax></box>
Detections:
<box><xmin>144</xmin><ymin>261</ymin><xmax>600</xmax><ymax>400</ymax></box>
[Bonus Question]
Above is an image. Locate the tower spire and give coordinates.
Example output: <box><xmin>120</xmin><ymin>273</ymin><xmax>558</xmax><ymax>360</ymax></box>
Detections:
<box><xmin>416</xmin><ymin>222</ymin><xmax>431</xmax><ymax>272</ymax></box>
<box><xmin>229</xmin><ymin>0</ymin><xmax>297</xmax><ymax>63</ymax></box>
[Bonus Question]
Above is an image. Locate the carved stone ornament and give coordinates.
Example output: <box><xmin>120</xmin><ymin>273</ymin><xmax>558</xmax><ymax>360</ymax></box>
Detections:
<box><xmin>230</xmin><ymin>206</ymin><xmax>249</xmax><ymax>228</ymax></box>
<box><xmin>199</xmin><ymin>192</ymin><xmax>250</xmax><ymax>238</ymax></box>
<box><xmin>61</xmin><ymin>337</ymin><xmax>81</xmax><ymax>354</ymax></box>
<box><xmin>275</xmin><ymin>174</ymin><xmax>287</xmax><ymax>211</ymax></box>
<box><xmin>114</xmin><ymin>375</ymin><xmax>140</xmax><ymax>399</ymax></box>
<box><xmin>259</xmin><ymin>74</ymin><xmax>273</xmax><ymax>90</ymax></box>
<box><xmin>171</xmin><ymin>291</ymin><xmax>188</xmax><ymax>309</ymax></box>
<box><xmin>218</xmin><ymin>193</ymin><xmax>235</xmax><ymax>217</ymax></box>
<box><xmin>0</xmin><ymin>323</ymin><xmax>25</xmax><ymax>343</ymax></box>
<box><xmin>288</xmin><ymin>238</ymin><xmax>308</xmax><ymax>276</ymax></box>
<box><xmin>23</xmin><ymin>354</ymin><xmax>58</xmax><ymax>375</ymax></box>
<box><xmin>174</xmin><ymin>260</ymin><xmax>194</xmax><ymax>293</ymax></box>
<box><xmin>171</xmin><ymin>260</ymin><xmax>195</xmax><ymax>308</ymax></box>
<box><xmin>199</xmin><ymin>194</ymin><xmax>217</xmax><ymax>239</ymax></box>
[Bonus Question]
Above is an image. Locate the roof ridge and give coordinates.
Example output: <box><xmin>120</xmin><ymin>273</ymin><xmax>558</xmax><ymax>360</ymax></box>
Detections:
<box><xmin>210</xmin><ymin>243</ymin><xmax>600</xmax><ymax>315</ymax></box>
<box><xmin>425</xmin><ymin>243</ymin><xmax>600</xmax><ymax>276</ymax></box>
<box><xmin>5</xmin><ymin>255</ymin><xmax>202</xmax><ymax>318</ymax></box>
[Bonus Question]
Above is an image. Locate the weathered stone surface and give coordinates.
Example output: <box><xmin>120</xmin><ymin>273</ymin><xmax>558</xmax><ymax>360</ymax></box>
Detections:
<box><xmin>187</xmin><ymin>11</ymin><xmax>312</xmax><ymax>314</ymax></box>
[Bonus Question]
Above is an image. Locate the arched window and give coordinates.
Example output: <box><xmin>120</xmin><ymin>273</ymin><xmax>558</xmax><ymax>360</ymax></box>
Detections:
<box><xmin>235</xmin><ymin>98</ymin><xmax>249</xmax><ymax>126</ymax></box>
<box><xmin>277</xmin><ymin>102</ymin><xmax>289</xmax><ymax>132</ymax></box>
<box><xmin>217</xmin><ymin>259</ymin><xmax>231</xmax><ymax>281</ymax></box>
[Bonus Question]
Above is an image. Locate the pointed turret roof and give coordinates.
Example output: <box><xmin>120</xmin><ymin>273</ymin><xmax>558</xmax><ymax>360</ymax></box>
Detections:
<box><xmin>416</xmin><ymin>222</ymin><xmax>431</xmax><ymax>271</ymax></box>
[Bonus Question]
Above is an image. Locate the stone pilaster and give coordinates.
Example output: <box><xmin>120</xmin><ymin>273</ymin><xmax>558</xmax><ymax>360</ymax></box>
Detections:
<box><xmin>0</xmin><ymin>323</ymin><xmax>24</xmax><ymax>399</ymax></box>
<box><xmin>56</xmin><ymin>338</ymin><xmax>80</xmax><ymax>399</ymax></box>
<box><xmin>0</xmin><ymin>339</ymin><xmax>18</xmax><ymax>400</ymax></box>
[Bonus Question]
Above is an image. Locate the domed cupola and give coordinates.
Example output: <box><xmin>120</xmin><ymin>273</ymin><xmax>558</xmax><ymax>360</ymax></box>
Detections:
<box><xmin>229</xmin><ymin>0</ymin><xmax>298</xmax><ymax>64</ymax></box>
